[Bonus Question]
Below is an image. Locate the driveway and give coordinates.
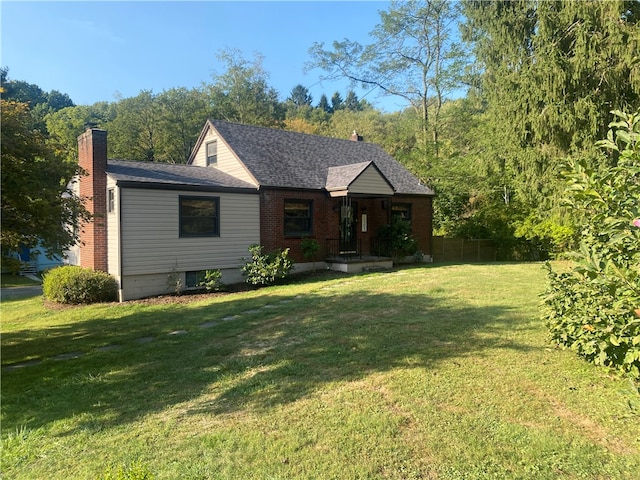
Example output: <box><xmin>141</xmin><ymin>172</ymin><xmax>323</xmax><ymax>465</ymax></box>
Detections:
<box><xmin>1</xmin><ymin>285</ymin><xmax>43</xmax><ymax>300</ymax></box>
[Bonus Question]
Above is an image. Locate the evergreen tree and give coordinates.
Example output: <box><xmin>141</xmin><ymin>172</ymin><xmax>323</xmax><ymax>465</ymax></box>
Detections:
<box><xmin>463</xmin><ymin>0</ymin><xmax>640</xmax><ymax>156</ymax></box>
<box><xmin>288</xmin><ymin>84</ymin><xmax>313</xmax><ymax>107</ymax></box>
<box><xmin>462</xmin><ymin>0</ymin><xmax>640</xmax><ymax>255</ymax></box>
<box><xmin>331</xmin><ymin>91</ymin><xmax>344</xmax><ymax>112</ymax></box>
<box><xmin>344</xmin><ymin>90</ymin><xmax>362</xmax><ymax>111</ymax></box>
<box><xmin>318</xmin><ymin>93</ymin><xmax>332</xmax><ymax>113</ymax></box>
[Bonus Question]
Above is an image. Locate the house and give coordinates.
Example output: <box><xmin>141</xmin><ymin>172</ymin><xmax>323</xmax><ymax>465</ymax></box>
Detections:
<box><xmin>73</xmin><ymin>120</ymin><xmax>434</xmax><ymax>301</ymax></box>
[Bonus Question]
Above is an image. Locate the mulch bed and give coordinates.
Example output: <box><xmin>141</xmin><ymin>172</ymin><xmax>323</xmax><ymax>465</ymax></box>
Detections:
<box><xmin>40</xmin><ymin>270</ymin><xmax>347</xmax><ymax>308</ymax></box>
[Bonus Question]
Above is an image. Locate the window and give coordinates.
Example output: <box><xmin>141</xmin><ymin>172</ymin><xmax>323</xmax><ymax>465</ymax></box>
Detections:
<box><xmin>107</xmin><ymin>188</ymin><xmax>115</xmax><ymax>213</ymax></box>
<box><xmin>179</xmin><ymin>196</ymin><xmax>220</xmax><ymax>237</ymax></box>
<box><xmin>284</xmin><ymin>200</ymin><xmax>312</xmax><ymax>236</ymax></box>
<box><xmin>185</xmin><ymin>271</ymin><xmax>205</xmax><ymax>288</ymax></box>
<box><xmin>391</xmin><ymin>203</ymin><xmax>412</xmax><ymax>225</ymax></box>
<box><xmin>206</xmin><ymin>140</ymin><xmax>217</xmax><ymax>166</ymax></box>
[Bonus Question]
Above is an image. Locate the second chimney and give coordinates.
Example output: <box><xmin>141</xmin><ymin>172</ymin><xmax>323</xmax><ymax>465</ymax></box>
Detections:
<box><xmin>77</xmin><ymin>128</ymin><xmax>108</xmax><ymax>272</ymax></box>
<box><xmin>349</xmin><ymin>130</ymin><xmax>363</xmax><ymax>141</ymax></box>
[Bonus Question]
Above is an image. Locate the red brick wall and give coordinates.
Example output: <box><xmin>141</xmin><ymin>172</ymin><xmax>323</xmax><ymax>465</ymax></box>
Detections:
<box><xmin>259</xmin><ymin>189</ymin><xmax>433</xmax><ymax>261</ymax></box>
<box><xmin>77</xmin><ymin>129</ymin><xmax>108</xmax><ymax>271</ymax></box>
<box><xmin>260</xmin><ymin>189</ymin><xmax>335</xmax><ymax>262</ymax></box>
<box><xmin>399</xmin><ymin>195</ymin><xmax>433</xmax><ymax>256</ymax></box>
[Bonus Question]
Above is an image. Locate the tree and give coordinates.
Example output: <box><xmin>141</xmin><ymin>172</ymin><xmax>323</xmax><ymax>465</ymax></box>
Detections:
<box><xmin>288</xmin><ymin>84</ymin><xmax>313</xmax><ymax>108</ymax></box>
<box><xmin>285</xmin><ymin>84</ymin><xmax>315</xmax><ymax>122</ymax></box>
<box><xmin>157</xmin><ymin>87</ymin><xmax>210</xmax><ymax>163</ymax></box>
<box><xmin>207</xmin><ymin>49</ymin><xmax>283</xmax><ymax>127</ymax></box>
<box><xmin>318</xmin><ymin>93</ymin><xmax>332</xmax><ymax>113</ymax></box>
<box><xmin>45</xmin><ymin>102</ymin><xmax>115</xmax><ymax>163</ymax></box>
<box><xmin>331</xmin><ymin>91</ymin><xmax>344</xmax><ymax>112</ymax></box>
<box><xmin>462</xmin><ymin>0</ymin><xmax>640</xmax><ymax>255</ymax></box>
<box><xmin>284</xmin><ymin>117</ymin><xmax>318</xmax><ymax>135</ymax></box>
<box><xmin>308</xmin><ymin>0</ymin><xmax>467</xmax><ymax>158</ymax></box>
<box><xmin>463</xmin><ymin>0</ymin><xmax>640</xmax><ymax>157</ymax></box>
<box><xmin>1</xmin><ymin>99</ymin><xmax>89</xmax><ymax>259</ymax></box>
<box><xmin>1</xmin><ymin>68</ymin><xmax>75</xmax><ymax>134</ymax></box>
<box><xmin>343</xmin><ymin>90</ymin><xmax>362</xmax><ymax>111</ymax></box>
<box><xmin>323</xmin><ymin>108</ymin><xmax>389</xmax><ymax>145</ymax></box>
<box><xmin>107</xmin><ymin>90</ymin><xmax>159</xmax><ymax>161</ymax></box>
<box><xmin>45</xmin><ymin>90</ymin><xmax>74</xmax><ymax>112</ymax></box>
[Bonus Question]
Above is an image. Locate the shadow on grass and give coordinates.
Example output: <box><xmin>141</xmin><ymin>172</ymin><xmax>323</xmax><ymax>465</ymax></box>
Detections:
<box><xmin>2</xmin><ymin>273</ymin><xmax>537</xmax><ymax>434</ymax></box>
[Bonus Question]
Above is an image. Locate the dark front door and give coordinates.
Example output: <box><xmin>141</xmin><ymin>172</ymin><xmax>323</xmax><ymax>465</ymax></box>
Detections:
<box><xmin>339</xmin><ymin>199</ymin><xmax>358</xmax><ymax>254</ymax></box>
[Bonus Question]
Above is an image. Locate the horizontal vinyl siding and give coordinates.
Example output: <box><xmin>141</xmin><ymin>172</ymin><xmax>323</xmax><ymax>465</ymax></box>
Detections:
<box><xmin>192</xmin><ymin>129</ymin><xmax>257</xmax><ymax>186</ymax></box>
<box><xmin>120</xmin><ymin>188</ymin><xmax>260</xmax><ymax>276</ymax></box>
<box><xmin>191</xmin><ymin>129</ymin><xmax>214</xmax><ymax>167</ymax></box>
<box><xmin>106</xmin><ymin>177</ymin><xmax>120</xmax><ymax>281</ymax></box>
<box><xmin>350</xmin><ymin>166</ymin><xmax>394</xmax><ymax>195</ymax></box>
<box><xmin>120</xmin><ymin>267</ymin><xmax>245</xmax><ymax>301</ymax></box>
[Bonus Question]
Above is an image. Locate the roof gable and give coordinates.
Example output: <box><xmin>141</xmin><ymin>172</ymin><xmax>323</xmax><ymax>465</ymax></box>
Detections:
<box><xmin>326</xmin><ymin>161</ymin><xmax>395</xmax><ymax>197</ymax></box>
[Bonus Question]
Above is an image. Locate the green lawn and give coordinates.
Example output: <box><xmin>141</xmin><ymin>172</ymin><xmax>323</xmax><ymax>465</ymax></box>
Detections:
<box><xmin>1</xmin><ymin>273</ymin><xmax>41</xmax><ymax>287</ymax></box>
<box><xmin>2</xmin><ymin>263</ymin><xmax>639</xmax><ymax>479</ymax></box>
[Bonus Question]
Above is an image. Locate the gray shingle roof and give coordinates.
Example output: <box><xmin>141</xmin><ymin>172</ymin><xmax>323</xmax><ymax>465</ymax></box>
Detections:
<box><xmin>209</xmin><ymin>120</ymin><xmax>434</xmax><ymax>196</ymax></box>
<box><xmin>106</xmin><ymin>159</ymin><xmax>257</xmax><ymax>191</ymax></box>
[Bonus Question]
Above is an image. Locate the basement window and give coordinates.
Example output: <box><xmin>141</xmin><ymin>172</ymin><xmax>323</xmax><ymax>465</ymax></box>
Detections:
<box><xmin>179</xmin><ymin>196</ymin><xmax>220</xmax><ymax>237</ymax></box>
<box><xmin>185</xmin><ymin>270</ymin><xmax>206</xmax><ymax>289</ymax></box>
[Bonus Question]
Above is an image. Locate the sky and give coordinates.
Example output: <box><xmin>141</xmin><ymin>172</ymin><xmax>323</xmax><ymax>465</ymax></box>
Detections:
<box><xmin>1</xmin><ymin>0</ymin><xmax>415</xmax><ymax>112</ymax></box>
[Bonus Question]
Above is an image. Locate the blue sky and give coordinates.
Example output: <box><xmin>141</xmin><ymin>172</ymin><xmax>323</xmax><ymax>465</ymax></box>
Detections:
<box><xmin>1</xmin><ymin>1</ymin><xmax>415</xmax><ymax>111</ymax></box>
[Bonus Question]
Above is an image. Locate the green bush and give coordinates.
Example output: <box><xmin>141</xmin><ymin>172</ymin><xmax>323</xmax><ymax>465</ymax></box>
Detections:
<box><xmin>300</xmin><ymin>237</ymin><xmax>320</xmax><ymax>262</ymax></box>
<box><xmin>241</xmin><ymin>245</ymin><xmax>293</xmax><ymax>286</ymax></box>
<box><xmin>197</xmin><ymin>269</ymin><xmax>225</xmax><ymax>292</ymax></box>
<box><xmin>377</xmin><ymin>216</ymin><xmax>418</xmax><ymax>265</ymax></box>
<box><xmin>43</xmin><ymin>265</ymin><xmax>118</xmax><ymax>304</ymax></box>
<box><xmin>542</xmin><ymin>110</ymin><xmax>640</xmax><ymax>382</ymax></box>
<box><xmin>300</xmin><ymin>237</ymin><xmax>321</xmax><ymax>272</ymax></box>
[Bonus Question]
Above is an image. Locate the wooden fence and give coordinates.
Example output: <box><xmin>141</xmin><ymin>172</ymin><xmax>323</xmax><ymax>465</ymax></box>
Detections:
<box><xmin>432</xmin><ymin>237</ymin><xmax>497</xmax><ymax>263</ymax></box>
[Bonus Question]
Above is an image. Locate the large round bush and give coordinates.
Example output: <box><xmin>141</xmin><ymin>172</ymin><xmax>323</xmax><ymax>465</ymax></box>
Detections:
<box><xmin>43</xmin><ymin>266</ymin><xmax>118</xmax><ymax>304</ymax></box>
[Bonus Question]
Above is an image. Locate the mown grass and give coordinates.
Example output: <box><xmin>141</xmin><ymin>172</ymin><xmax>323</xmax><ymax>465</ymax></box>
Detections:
<box><xmin>0</xmin><ymin>274</ymin><xmax>40</xmax><ymax>287</ymax></box>
<box><xmin>2</xmin><ymin>263</ymin><xmax>639</xmax><ymax>479</ymax></box>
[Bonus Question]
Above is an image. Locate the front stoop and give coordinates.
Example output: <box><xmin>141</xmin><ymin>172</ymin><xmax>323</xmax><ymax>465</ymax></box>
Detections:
<box><xmin>326</xmin><ymin>256</ymin><xmax>394</xmax><ymax>274</ymax></box>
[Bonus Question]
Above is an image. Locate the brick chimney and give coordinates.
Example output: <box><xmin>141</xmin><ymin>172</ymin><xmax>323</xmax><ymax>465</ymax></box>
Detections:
<box><xmin>349</xmin><ymin>130</ymin><xmax>363</xmax><ymax>141</ymax></box>
<box><xmin>77</xmin><ymin>128</ymin><xmax>108</xmax><ymax>272</ymax></box>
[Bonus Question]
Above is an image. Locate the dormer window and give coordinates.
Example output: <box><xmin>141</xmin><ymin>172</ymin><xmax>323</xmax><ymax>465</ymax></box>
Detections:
<box><xmin>206</xmin><ymin>140</ymin><xmax>217</xmax><ymax>166</ymax></box>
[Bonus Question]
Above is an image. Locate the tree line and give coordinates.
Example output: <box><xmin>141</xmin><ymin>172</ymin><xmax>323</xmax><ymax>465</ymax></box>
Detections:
<box><xmin>2</xmin><ymin>0</ymin><xmax>639</xmax><ymax>264</ymax></box>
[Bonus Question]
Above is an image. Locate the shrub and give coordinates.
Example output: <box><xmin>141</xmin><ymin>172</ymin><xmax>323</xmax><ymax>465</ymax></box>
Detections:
<box><xmin>198</xmin><ymin>269</ymin><xmax>225</xmax><ymax>292</ymax></box>
<box><xmin>43</xmin><ymin>266</ymin><xmax>118</xmax><ymax>304</ymax></box>
<box><xmin>166</xmin><ymin>269</ymin><xmax>183</xmax><ymax>296</ymax></box>
<box><xmin>300</xmin><ymin>237</ymin><xmax>321</xmax><ymax>271</ymax></box>
<box><xmin>377</xmin><ymin>216</ymin><xmax>418</xmax><ymax>265</ymax></box>
<box><xmin>542</xmin><ymin>110</ymin><xmax>640</xmax><ymax>382</ymax></box>
<box><xmin>241</xmin><ymin>244</ymin><xmax>293</xmax><ymax>286</ymax></box>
